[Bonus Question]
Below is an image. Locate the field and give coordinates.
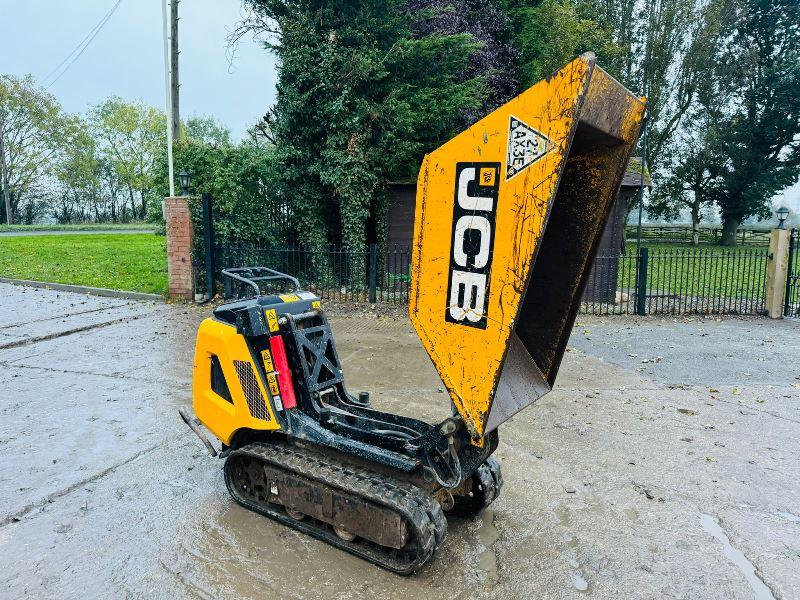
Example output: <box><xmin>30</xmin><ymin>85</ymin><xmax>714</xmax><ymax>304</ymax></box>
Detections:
<box><xmin>585</xmin><ymin>243</ymin><xmax>772</xmax><ymax>314</ymax></box>
<box><xmin>0</xmin><ymin>233</ymin><xmax>167</xmax><ymax>295</ymax></box>
<box><xmin>619</xmin><ymin>243</ymin><xmax>769</xmax><ymax>295</ymax></box>
<box><xmin>0</xmin><ymin>223</ymin><xmax>153</xmax><ymax>232</ymax></box>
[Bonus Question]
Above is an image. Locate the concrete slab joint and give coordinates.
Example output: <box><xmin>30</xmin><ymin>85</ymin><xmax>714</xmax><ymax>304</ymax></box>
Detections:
<box><xmin>164</xmin><ymin>196</ymin><xmax>194</xmax><ymax>300</ymax></box>
<box><xmin>764</xmin><ymin>228</ymin><xmax>790</xmax><ymax>319</ymax></box>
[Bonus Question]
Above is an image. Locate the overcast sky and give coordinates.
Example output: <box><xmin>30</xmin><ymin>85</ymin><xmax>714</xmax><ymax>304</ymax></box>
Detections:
<box><xmin>2</xmin><ymin>0</ymin><xmax>797</xmax><ymax>216</ymax></box>
<box><xmin>1</xmin><ymin>0</ymin><xmax>277</xmax><ymax>140</ymax></box>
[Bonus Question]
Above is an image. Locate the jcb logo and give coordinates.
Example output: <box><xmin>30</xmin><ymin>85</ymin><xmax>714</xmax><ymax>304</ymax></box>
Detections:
<box><xmin>445</xmin><ymin>162</ymin><xmax>500</xmax><ymax>329</ymax></box>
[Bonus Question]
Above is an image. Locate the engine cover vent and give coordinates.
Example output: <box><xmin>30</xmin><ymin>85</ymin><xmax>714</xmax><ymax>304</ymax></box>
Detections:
<box><xmin>233</xmin><ymin>360</ymin><xmax>271</xmax><ymax>421</ymax></box>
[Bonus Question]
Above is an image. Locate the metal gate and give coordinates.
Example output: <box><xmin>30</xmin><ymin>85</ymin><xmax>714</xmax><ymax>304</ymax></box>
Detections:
<box><xmin>786</xmin><ymin>228</ymin><xmax>800</xmax><ymax>318</ymax></box>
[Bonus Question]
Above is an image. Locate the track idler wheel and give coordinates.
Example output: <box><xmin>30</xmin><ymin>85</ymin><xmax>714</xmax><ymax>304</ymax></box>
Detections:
<box><xmin>450</xmin><ymin>457</ymin><xmax>503</xmax><ymax>517</ymax></box>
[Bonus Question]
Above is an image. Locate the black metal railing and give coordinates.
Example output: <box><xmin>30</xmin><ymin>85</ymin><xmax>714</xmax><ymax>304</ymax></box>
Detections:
<box><xmin>583</xmin><ymin>246</ymin><xmax>769</xmax><ymax>315</ymax></box>
<box><xmin>786</xmin><ymin>229</ymin><xmax>799</xmax><ymax>318</ymax></box>
<box><xmin>214</xmin><ymin>244</ymin><xmax>769</xmax><ymax>316</ymax></box>
<box><xmin>216</xmin><ymin>244</ymin><xmax>413</xmax><ymax>304</ymax></box>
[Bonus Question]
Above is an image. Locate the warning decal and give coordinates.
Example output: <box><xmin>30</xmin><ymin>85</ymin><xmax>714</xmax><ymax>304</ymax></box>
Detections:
<box><xmin>506</xmin><ymin>115</ymin><xmax>552</xmax><ymax>180</ymax></box>
<box><xmin>261</xmin><ymin>349</ymin><xmax>275</xmax><ymax>372</ymax></box>
<box><xmin>266</xmin><ymin>373</ymin><xmax>280</xmax><ymax>396</ymax></box>
<box><xmin>265</xmin><ymin>309</ymin><xmax>279</xmax><ymax>332</ymax></box>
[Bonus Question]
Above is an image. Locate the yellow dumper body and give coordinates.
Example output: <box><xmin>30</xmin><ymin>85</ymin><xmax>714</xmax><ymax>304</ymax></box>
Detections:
<box><xmin>410</xmin><ymin>53</ymin><xmax>645</xmax><ymax>442</ymax></box>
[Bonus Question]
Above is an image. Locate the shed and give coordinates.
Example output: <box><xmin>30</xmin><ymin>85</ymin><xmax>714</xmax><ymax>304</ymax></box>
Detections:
<box><xmin>583</xmin><ymin>157</ymin><xmax>651</xmax><ymax>304</ymax></box>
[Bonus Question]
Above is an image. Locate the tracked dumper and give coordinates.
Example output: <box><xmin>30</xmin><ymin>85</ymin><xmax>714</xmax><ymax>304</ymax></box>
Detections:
<box><xmin>182</xmin><ymin>54</ymin><xmax>645</xmax><ymax>573</ymax></box>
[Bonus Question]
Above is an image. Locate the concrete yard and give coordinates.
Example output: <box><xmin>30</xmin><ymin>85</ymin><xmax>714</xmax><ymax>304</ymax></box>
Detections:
<box><xmin>0</xmin><ymin>282</ymin><xmax>798</xmax><ymax>599</ymax></box>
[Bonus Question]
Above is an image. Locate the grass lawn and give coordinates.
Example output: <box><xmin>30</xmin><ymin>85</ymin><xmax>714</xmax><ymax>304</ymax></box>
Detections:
<box><xmin>0</xmin><ymin>233</ymin><xmax>167</xmax><ymax>295</ymax></box>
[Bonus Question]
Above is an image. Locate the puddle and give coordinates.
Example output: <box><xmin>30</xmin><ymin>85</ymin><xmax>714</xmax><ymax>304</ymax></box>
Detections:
<box><xmin>700</xmin><ymin>514</ymin><xmax>775</xmax><ymax>600</ymax></box>
<box><xmin>476</xmin><ymin>509</ymin><xmax>499</xmax><ymax>587</ymax></box>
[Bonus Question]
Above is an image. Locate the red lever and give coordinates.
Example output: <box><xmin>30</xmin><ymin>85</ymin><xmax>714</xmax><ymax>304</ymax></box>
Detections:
<box><xmin>268</xmin><ymin>334</ymin><xmax>298</xmax><ymax>409</ymax></box>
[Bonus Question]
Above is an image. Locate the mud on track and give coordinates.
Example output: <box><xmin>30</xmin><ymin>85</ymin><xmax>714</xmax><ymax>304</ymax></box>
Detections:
<box><xmin>0</xmin><ymin>284</ymin><xmax>798</xmax><ymax>599</ymax></box>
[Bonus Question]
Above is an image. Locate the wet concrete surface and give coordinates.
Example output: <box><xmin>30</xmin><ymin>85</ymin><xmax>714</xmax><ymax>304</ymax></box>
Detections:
<box><xmin>0</xmin><ymin>284</ymin><xmax>798</xmax><ymax>599</ymax></box>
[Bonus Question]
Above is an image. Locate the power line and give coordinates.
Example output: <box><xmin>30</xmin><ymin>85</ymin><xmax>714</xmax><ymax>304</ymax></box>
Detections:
<box><xmin>41</xmin><ymin>0</ymin><xmax>122</xmax><ymax>84</ymax></box>
<box><xmin>46</xmin><ymin>0</ymin><xmax>124</xmax><ymax>88</ymax></box>
<box><xmin>42</xmin><ymin>0</ymin><xmax>124</xmax><ymax>89</ymax></box>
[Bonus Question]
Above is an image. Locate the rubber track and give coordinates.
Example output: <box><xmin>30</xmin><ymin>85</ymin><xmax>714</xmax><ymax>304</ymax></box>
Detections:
<box><xmin>224</xmin><ymin>440</ymin><xmax>447</xmax><ymax>575</ymax></box>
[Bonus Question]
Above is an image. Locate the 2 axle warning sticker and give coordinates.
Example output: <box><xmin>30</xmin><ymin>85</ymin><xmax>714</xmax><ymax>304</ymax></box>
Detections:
<box><xmin>506</xmin><ymin>115</ymin><xmax>552</xmax><ymax>180</ymax></box>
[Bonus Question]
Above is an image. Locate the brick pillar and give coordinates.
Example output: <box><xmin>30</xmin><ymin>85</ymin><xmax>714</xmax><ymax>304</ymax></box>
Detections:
<box><xmin>765</xmin><ymin>228</ymin><xmax>790</xmax><ymax>318</ymax></box>
<box><xmin>164</xmin><ymin>197</ymin><xmax>194</xmax><ymax>300</ymax></box>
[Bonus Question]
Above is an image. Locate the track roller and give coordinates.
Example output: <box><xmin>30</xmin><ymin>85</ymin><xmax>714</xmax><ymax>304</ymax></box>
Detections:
<box><xmin>450</xmin><ymin>457</ymin><xmax>503</xmax><ymax>517</ymax></box>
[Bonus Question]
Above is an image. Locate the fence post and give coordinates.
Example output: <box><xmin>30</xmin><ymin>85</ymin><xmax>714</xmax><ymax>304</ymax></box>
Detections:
<box><xmin>368</xmin><ymin>244</ymin><xmax>377</xmax><ymax>304</ymax></box>
<box><xmin>202</xmin><ymin>192</ymin><xmax>215</xmax><ymax>300</ymax></box>
<box><xmin>164</xmin><ymin>196</ymin><xmax>194</xmax><ymax>300</ymax></box>
<box><xmin>636</xmin><ymin>247</ymin><xmax>648</xmax><ymax>316</ymax></box>
<box><xmin>765</xmin><ymin>227</ymin><xmax>791</xmax><ymax>318</ymax></box>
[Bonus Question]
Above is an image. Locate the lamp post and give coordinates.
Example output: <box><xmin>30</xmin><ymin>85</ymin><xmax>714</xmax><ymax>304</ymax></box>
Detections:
<box><xmin>776</xmin><ymin>206</ymin><xmax>789</xmax><ymax>229</ymax></box>
<box><xmin>179</xmin><ymin>170</ymin><xmax>191</xmax><ymax>197</ymax></box>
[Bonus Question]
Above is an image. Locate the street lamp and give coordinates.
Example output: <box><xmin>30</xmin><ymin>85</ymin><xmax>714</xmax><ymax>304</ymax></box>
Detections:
<box><xmin>776</xmin><ymin>206</ymin><xmax>790</xmax><ymax>229</ymax></box>
<box><xmin>179</xmin><ymin>170</ymin><xmax>191</xmax><ymax>197</ymax></box>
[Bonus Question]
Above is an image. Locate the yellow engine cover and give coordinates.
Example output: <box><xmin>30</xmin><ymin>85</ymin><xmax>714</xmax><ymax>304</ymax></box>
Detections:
<box><xmin>193</xmin><ymin>318</ymin><xmax>282</xmax><ymax>445</ymax></box>
<box><xmin>410</xmin><ymin>53</ymin><xmax>645</xmax><ymax>442</ymax></box>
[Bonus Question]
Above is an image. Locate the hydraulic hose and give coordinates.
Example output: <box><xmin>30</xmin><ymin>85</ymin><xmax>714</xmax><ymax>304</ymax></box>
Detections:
<box><xmin>426</xmin><ymin>438</ymin><xmax>462</xmax><ymax>489</ymax></box>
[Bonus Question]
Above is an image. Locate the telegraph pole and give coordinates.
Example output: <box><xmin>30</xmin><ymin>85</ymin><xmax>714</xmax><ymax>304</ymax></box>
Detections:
<box><xmin>162</xmin><ymin>0</ymin><xmax>175</xmax><ymax>196</ymax></box>
<box><xmin>170</xmin><ymin>0</ymin><xmax>181</xmax><ymax>141</ymax></box>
